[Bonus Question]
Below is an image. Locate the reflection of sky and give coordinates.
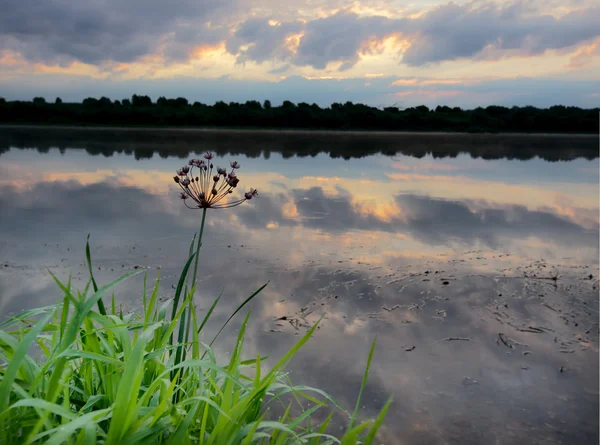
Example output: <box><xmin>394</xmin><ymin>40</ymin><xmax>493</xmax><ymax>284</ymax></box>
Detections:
<box><xmin>0</xmin><ymin>138</ymin><xmax>598</xmax><ymax>444</ymax></box>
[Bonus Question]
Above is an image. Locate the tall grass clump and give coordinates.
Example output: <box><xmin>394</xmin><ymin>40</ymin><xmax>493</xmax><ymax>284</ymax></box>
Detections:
<box><xmin>0</xmin><ymin>154</ymin><xmax>391</xmax><ymax>444</ymax></box>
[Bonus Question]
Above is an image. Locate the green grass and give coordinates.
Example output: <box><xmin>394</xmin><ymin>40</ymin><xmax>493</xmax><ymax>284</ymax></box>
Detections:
<box><xmin>0</xmin><ymin>237</ymin><xmax>391</xmax><ymax>444</ymax></box>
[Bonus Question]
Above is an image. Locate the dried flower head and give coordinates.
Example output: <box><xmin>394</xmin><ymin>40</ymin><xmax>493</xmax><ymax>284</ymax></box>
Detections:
<box><xmin>174</xmin><ymin>153</ymin><xmax>257</xmax><ymax>209</ymax></box>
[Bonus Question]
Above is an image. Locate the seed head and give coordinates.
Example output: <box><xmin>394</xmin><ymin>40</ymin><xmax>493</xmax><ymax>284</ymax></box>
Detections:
<box><xmin>175</xmin><ymin>158</ymin><xmax>257</xmax><ymax>209</ymax></box>
<box><xmin>245</xmin><ymin>188</ymin><xmax>258</xmax><ymax>200</ymax></box>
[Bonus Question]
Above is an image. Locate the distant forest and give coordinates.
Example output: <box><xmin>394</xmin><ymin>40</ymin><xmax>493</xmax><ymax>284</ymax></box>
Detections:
<box><xmin>0</xmin><ymin>95</ymin><xmax>598</xmax><ymax>133</ymax></box>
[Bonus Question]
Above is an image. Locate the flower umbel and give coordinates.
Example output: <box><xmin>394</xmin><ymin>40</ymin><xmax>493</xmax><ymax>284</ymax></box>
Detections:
<box><xmin>174</xmin><ymin>154</ymin><xmax>257</xmax><ymax>209</ymax></box>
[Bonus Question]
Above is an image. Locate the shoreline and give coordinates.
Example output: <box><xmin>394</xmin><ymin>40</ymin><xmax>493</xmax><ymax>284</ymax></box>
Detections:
<box><xmin>0</xmin><ymin>124</ymin><xmax>596</xmax><ymax>138</ymax></box>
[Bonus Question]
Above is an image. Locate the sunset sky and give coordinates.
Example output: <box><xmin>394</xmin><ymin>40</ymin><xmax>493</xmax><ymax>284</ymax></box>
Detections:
<box><xmin>1</xmin><ymin>0</ymin><xmax>599</xmax><ymax>107</ymax></box>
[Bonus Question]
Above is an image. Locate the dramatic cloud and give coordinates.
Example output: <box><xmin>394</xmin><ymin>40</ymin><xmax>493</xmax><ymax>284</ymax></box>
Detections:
<box><xmin>226</xmin><ymin>19</ymin><xmax>303</xmax><ymax>64</ymax></box>
<box><xmin>1</xmin><ymin>0</ymin><xmax>598</xmax><ymax>70</ymax></box>
<box><xmin>291</xmin><ymin>12</ymin><xmax>393</xmax><ymax>70</ymax></box>
<box><xmin>0</xmin><ymin>1</ymin><xmax>599</xmax><ymax>107</ymax></box>
<box><xmin>0</xmin><ymin>0</ymin><xmax>233</xmax><ymax>65</ymax></box>
<box><xmin>401</xmin><ymin>2</ymin><xmax>600</xmax><ymax>66</ymax></box>
<box><xmin>226</xmin><ymin>3</ymin><xmax>600</xmax><ymax>69</ymax></box>
<box><xmin>235</xmin><ymin>186</ymin><xmax>599</xmax><ymax>250</ymax></box>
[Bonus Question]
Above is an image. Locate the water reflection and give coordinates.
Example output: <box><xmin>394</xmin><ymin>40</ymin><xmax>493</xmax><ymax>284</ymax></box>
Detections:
<box><xmin>0</xmin><ymin>136</ymin><xmax>598</xmax><ymax>444</ymax></box>
<box><xmin>0</xmin><ymin>126</ymin><xmax>598</xmax><ymax>162</ymax></box>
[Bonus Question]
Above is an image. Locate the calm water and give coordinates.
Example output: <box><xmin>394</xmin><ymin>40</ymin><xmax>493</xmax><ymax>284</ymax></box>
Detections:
<box><xmin>0</xmin><ymin>127</ymin><xmax>598</xmax><ymax>444</ymax></box>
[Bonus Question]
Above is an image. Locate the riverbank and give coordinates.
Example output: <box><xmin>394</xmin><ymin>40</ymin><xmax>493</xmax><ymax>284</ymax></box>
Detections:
<box><xmin>0</xmin><ymin>123</ymin><xmax>597</xmax><ymax>137</ymax></box>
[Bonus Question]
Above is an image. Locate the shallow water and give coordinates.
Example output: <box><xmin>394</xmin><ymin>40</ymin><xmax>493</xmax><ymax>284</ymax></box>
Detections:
<box><xmin>0</xmin><ymin>128</ymin><xmax>598</xmax><ymax>444</ymax></box>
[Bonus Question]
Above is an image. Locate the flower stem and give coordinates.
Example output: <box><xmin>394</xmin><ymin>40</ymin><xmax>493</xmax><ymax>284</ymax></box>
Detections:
<box><xmin>190</xmin><ymin>207</ymin><xmax>207</xmax><ymax>294</ymax></box>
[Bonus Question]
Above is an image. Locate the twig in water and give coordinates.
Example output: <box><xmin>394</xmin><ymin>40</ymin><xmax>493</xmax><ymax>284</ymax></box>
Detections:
<box><xmin>559</xmin><ymin>349</ymin><xmax>575</xmax><ymax>354</ymax></box>
<box><xmin>542</xmin><ymin>302</ymin><xmax>558</xmax><ymax>312</ymax></box>
<box><xmin>516</xmin><ymin>326</ymin><xmax>545</xmax><ymax>333</ymax></box>
<box><xmin>442</xmin><ymin>337</ymin><xmax>471</xmax><ymax>342</ymax></box>
<box><xmin>382</xmin><ymin>305</ymin><xmax>401</xmax><ymax>312</ymax></box>
<box><xmin>497</xmin><ymin>333</ymin><xmax>513</xmax><ymax>348</ymax></box>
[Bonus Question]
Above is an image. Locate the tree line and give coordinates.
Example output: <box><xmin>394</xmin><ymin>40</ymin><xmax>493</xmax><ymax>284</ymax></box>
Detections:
<box><xmin>0</xmin><ymin>95</ymin><xmax>597</xmax><ymax>133</ymax></box>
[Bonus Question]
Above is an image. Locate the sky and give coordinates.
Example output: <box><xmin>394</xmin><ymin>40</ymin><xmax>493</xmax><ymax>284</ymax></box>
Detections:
<box><xmin>0</xmin><ymin>0</ymin><xmax>599</xmax><ymax>108</ymax></box>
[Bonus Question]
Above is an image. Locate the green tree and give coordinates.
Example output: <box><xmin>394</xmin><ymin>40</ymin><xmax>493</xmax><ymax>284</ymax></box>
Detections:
<box><xmin>33</xmin><ymin>97</ymin><xmax>46</xmax><ymax>104</ymax></box>
<box><xmin>55</xmin><ymin>97</ymin><xmax>63</xmax><ymax>104</ymax></box>
<box><xmin>263</xmin><ymin>100</ymin><xmax>272</xmax><ymax>109</ymax></box>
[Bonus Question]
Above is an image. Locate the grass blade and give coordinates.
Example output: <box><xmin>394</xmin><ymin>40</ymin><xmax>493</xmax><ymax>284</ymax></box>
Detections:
<box><xmin>347</xmin><ymin>338</ymin><xmax>377</xmax><ymax>432</ymax></box>
<box><xmin>206</xmin><ymin>282</ymin><xmax>268</xmax><ymax>349</ymax></box>
<box><xmin>86</xmin><ymin>234</ymin><xmax>105</xmax><ymax>315</ymax></box>
<box><xmin>0</xmin><ymin>311</ymin><xmax>53</xmax><ymax>412</ymax></box>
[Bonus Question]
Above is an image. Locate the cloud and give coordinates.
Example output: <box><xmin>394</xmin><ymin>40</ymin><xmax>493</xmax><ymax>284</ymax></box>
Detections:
<box><xmin>401</xmin><ymin>2</ymin><xmax>600</xmax><ymax>66</ymax></box>
<box><xmin>226</xmin><ymin>19</ymin><xmax>303</xmax><ymax>64</ymax></box>
<box><xmin>4</xmin><ymin>0</ymin><xmax>597</xmax><ymax>71</ymax></box>
<box><xmin>290</xmin><ymin>11</ymin><xmax>393</xmax><ymax>70</ymax></box>
<box><xmin>234</xmin><ymin>186</ymin><xmax>599</xmax><ymax>252</ymax></box>
<box><xmin>0</xmin><ymin>0</ymin><xmax>233</xmax><ymax>65</ymax></box>
<box><xmin>223</xmin><ymin>3</ymin><xmax>600</xmax><ymax>69</ymax></box>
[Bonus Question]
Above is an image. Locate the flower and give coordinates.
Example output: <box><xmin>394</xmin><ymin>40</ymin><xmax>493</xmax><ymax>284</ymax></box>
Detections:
<box><xmin>245</xmin><ymin>188</ymin><xmax>258</xmax><ymax>200</ymax></box>
<box><xmin>226</xmin><ymin>173</ymin><xmax>239</xmax><ymax>187</ymax></box>
<box><xmin>173</xmin><ymin>158</ymin><xmax>257</xmax><ymax>209</ymax></box>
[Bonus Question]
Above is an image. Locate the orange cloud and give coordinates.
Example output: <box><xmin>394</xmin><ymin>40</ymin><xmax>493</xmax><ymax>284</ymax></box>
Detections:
<box><xmin>565</xmin><ymin>38</ymin><xmax>600</xmax><ymax>69</ymax></box>
<box><xmin>391</xmin><ymin>78</ymin><xmax>464</xmax><ymax>87</ymax></box>
<box><xmin>360</xmin><ymin>33</ymin><xmax>410</xmax><ymax>56</ymax></box>
<box><xmin>285</xmin><ymin>32</ymin><xmax>305</xmax><ymax>55</ymax></box>
<box><xmin>190</xmin><ymin>42</ymin><xmax>226</xmax><ymax>59</ymax></box>
<box><xmin>301</xmin><ymin>176</ymin><xmax>342</xmax><ymax>181</ymax></box>
<box><xmin>386</xmin><ymin>173</ymin><xmax>472</xmax><ymax>182</ymax></box>
<box><xmin>394</xmin><ymin>90</ymin><xmax>463</xmax><ymax>98</ymax></box>
<box><xmin>392</xmin><ymin>162</ymin><xmax>458</xmax><ymax>172</ymax></box>
<box><xmin>282</xmin><ymin>201</ymin><xmax>298</xmax><ymax>218</ymax></box>
<box><xmin>0</xmin><ymin>50</ymin><xmax>107</xmax><ymax>78</ymax></box>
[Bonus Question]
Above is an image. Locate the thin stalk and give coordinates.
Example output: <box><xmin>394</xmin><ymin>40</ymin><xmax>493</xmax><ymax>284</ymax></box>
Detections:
<box><xmin>190</xmin><ymin>207</ymin><xmax>207</xmax><ymax>295</ymax></box>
